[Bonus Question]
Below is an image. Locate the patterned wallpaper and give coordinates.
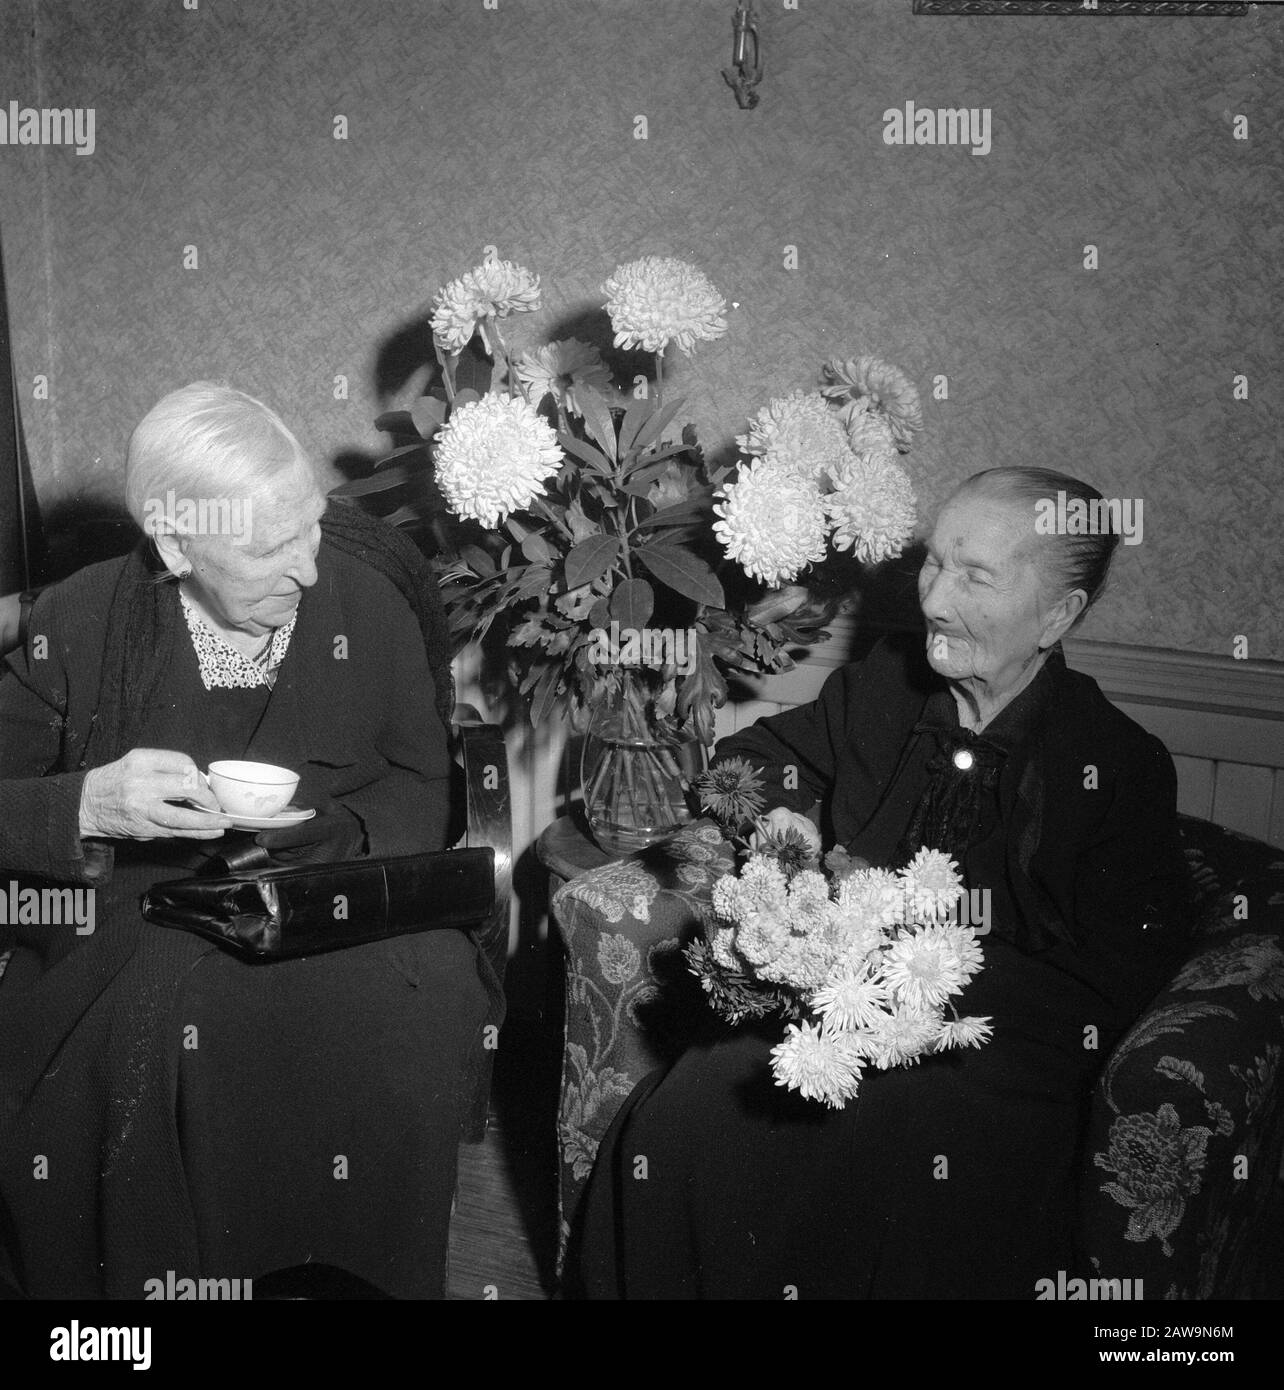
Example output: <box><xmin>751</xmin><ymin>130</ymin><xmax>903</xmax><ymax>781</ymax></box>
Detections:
<box><xmin>0</xmin><ymin>0</ymin><xmax>1279</xmax><ymax>657</ymax></box>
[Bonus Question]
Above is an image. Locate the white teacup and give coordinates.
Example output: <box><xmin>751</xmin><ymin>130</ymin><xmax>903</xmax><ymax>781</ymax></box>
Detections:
<box><xmin>207</xmin><ymin>760</ymin><xmax>300</xmax><ymax>819</ymax></box>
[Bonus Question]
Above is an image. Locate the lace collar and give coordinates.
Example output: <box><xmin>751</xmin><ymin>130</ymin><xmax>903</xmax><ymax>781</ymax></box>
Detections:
<box><xmin>178</xmin><ymin>588</ymin><xmax>296</xmax><ymax>692</ymax></box>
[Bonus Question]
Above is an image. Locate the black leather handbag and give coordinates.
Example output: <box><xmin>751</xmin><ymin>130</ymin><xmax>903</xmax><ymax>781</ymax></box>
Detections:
<box><xmin>141</xmin><ymin>847</ymin><xmax>495</xmax><ymax>960</ymax></box>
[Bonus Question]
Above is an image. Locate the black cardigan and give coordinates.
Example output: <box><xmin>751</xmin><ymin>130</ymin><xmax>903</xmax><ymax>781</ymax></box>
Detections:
<box><xmin>714</xmin><ymin>631</ymin><xmax>1192</xmax><ymax>1028</ymax></box>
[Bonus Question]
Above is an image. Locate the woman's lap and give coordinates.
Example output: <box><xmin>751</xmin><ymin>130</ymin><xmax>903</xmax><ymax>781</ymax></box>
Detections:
<box><xmin>582</xmin><ymin>1020</ymin><xmax>1093</xmax><ymax>1299</ymax></box>
<box><xmin>176</xmin><ymin>928</ymin><xmax>490</xmax><ymax>1297</ymax></box>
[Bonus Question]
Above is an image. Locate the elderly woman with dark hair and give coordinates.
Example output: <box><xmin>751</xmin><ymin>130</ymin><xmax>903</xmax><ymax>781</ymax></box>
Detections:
<box><xmin>576</xmin><ymin>466</ymin><xmax>1192</xmax><ymax>1300</ymax></box>
<box><xmin>0</xmin><ymin>382</ymin><xmax>499</xmax><ymax>1299</ymax></box>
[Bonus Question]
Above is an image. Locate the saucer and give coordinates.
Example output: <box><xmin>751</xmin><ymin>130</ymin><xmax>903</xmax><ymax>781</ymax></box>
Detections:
<box><xmin>177</xmin><ymin>801</ymin><xmax>316</xmax><ymax>831</ymax></box>
<box><xmin>221</xmin><ymin>805</ymin><xmax>317</xmax><ymax>831</ymax></box>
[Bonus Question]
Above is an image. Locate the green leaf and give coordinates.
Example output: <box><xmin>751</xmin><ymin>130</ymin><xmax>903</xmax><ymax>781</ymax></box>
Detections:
<box><xmin>641</xmin><ymin>521</ymin><xmax>705</xmax><ymax>545</ymax></box>
<box><xmin>638</xmin><ymin>545</ymin><xmax>725</xmax><ymax>608</ymax></box>
<box><xmin>633</xmin><ymin>492</ymin><xmax>715</xmax><ymax>530</ymax></box>
<box><xmin>381</xmin><ymin>504</ymin><xmax>421</xmax><ymax>530</ymax></box>
<box><xmin>373</xmin><ymin>443</ymin><xmax>430</xmax><ymax>471</ymax></box>
<box><xmin>583</xmin><ymin>478</ymin><xmax>621</xmax><ymax>509</ymax></box>
<box><xmin>566</xmin><ymin>497</ymin><xmax>600</xmax><ymax>543</ymax></box>
<box><xmin>328</xmin><ymin>462</ymin><xmax>425</xmax><ymax>496</ymax></box>
<box><xmin>521</xmin><ymin>532</ymin><xmax>557</xmax><ymax>564</ymax></box>
<box><xmin>623</xmin><ymin>457</ymin><xmax>678</xmax><ymax>488</ymax></box>
<box><xmin>373</xmin><ymin>409</ymin><xmax>418</xmax><ymax>437</ymax></box>
<box><xmin>619</xmin><ymin>392</ymin><xmax>654</xmax><ymax>454</ymax></box>
<box><xmin>588</xmin><ymin>596</ymin><xmax>611</xmax><ymax>629</ymax></box>
<box><xmin>630</xmin><ymin>395</ymin><xmax>686</xmax><ymax>453</ymax></box>
<box><xmin>459</xmin><ymin>544</ymin><xmax>495</xmax><ymax>576</ymax></box>
<box><xmin>630</xmin><ymin>441</ymin><xmax>690</xmax><ymax>471</ymax></box>
<box><xmin>505</xmin><ymin>517</ymin><xmax>531</xmax><ymax>543</ymax></box>
<box><xmin>515</xmin><ymin>565</ymin><xmax>553</xmax><ymax>598</ymax></box>
<box><xmin>558</xmin><ymin>432</ymin><xmax>613</xmax><ymax>477</ymax></box>
<box><xmin>574</xmin><ymin>385</ymin><xmax>619</xmax><ymax>464</ymax></box>
<box><xmin>409</xmin><ymin>397</ymin><xmax>448</xmax><ymax>438</ymax></box>
<box><xmin>529</xmin><ymin>664</ymin><xmax>562</xmax><ymax>727</ymax></box>
<box><xmin>564</xmin><ymin>534</ymin><xmax>620</xmax><ymax>589</ymax></box>
<box><xmin>609</xmin><ymin>577</ymin><xmax>654</xmax><ymax>630</ymax></box>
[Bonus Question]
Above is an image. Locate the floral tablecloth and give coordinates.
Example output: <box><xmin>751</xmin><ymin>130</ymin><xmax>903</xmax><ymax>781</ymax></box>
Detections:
<box><xmin>551</xmin><ymin>821</ymin><xmax>734</xmax><ymax>1259</ymax></box>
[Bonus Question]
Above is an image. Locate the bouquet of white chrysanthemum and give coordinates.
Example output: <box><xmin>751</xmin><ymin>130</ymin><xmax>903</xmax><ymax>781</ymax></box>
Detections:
<box><xmin>686</xmin><ymin>791</ymin><xmax>992</xmax><ymax>1109</ymax></box>
<box><xmin>337</xmin><ymin>251</ymin><xmax>928</xmax><ymax>764</ymax></box>
<box><xmin>336</xmin><ymin>250</ymin><xmax>847</xmax><ymax>748</ymax></box>
<box><xmin>713</xmin><ymin>358</ymin><xmax>924</xmax><ymax>588</ymax></box>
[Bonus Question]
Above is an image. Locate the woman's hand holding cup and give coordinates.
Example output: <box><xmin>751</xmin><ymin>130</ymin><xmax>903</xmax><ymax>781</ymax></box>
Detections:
<box><xmin>79</xmin><ymin>748</ymin><xmax>233</xmax><ymax>841</ymax></box>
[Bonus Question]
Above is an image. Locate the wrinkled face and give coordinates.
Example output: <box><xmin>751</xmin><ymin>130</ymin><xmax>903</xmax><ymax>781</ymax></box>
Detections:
<box><xmin>182</xmin><ymin>469</ymin><xmax>326</xmax><ymax>638</ymax></box>
<box><xmin>918</xmin><ymin>489</ymin><xmax>1057</xmax><ymax>692</ymax></box>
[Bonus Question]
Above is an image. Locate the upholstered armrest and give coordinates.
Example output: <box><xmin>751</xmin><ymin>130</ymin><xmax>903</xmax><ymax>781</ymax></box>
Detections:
<box><xmin>1080</xmin><ymin>817</ymin><xmax>1284</xmax><ymax>1299</ymax></box>
<box><xmin>551</xmin><ymin>821</ymin><xmax>735</xmax><ymax>1248</ymax></box>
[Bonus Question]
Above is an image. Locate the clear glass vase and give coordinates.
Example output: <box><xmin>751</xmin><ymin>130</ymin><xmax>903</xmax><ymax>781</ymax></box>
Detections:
<box><xmin>580</xmin><ymin>671</ymin><xmax>699</xmax><ymax>856</ymax></box>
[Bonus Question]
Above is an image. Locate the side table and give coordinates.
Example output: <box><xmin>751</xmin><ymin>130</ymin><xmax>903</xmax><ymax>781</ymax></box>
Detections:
<box><xmin>535</xmin><ymin>814</ymin><xmax>612</xmax><ymax>891</ymax></box>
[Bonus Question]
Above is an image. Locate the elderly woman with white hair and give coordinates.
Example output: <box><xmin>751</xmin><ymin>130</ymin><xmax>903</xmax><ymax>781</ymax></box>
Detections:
<box><xmin>575</xmin><ymin>466</ymin><xmax>1194</xmax><ymax>1301</ymax></box>
<box><xmin>0</xmin><ymin>382</ymin><xmax>499</xmax><ymax>1299</ymax></box>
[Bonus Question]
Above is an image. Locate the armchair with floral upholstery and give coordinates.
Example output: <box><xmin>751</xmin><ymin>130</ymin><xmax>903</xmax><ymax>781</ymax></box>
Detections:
<box><xmin>551</xmin><ymin>814</ymin><xmax>1284</xmax><ymax>1297</ymax></box>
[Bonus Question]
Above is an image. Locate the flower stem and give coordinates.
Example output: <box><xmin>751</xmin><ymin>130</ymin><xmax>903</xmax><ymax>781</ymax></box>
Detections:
<box><xmin>654</xmin><ymin>349</ymin><xmax>665</xmax><ymax>407</ymax></box>
<box><xmin>435</xmin><ymin>342</ymin><xmax>456</xmax><ymax>406</ymax></box>
<box><xmin>530</xmin><ymin>495</ymin><xmax>575</xmax><ymax>542</ymax></box>
<box><xmin>491</xmin><ymin>319</ymin><xmax>515</xmax><ymax>399</ymax></box>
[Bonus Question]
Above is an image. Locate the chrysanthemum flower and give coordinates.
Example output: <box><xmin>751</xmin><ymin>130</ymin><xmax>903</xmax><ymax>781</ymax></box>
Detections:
<box><xmin>821</xmin><ymin>356</ymin><xmax>924</xmax><ymax>447</ymax></box>
<box><xmin>762</xmin><ymin>935</ymin><xmax>837</xmax><ymax>993</ymax></box>
<box><xmin>711</xmin><ymin>926</ymin><xmax>741</xmax><ymax>972</ymax></box>
<box><xmin>786</xmin><ymin>867</ymin><xmax>830</xmax><ymax>915</ymax></box>
<box><xmin>812</xmin><ymin>965</ymin><xmax>891</xmax><ymax>1033</ymax></box>
<box><xmin>735</xmin><ymin>908</ymin><xmax>792</xmax><ymax>971</ymax></box>
<box><xmin>735</xmin><ymin>854</ymin><xmax>790</xmax><ymax>915</ymax></box>
<box><xmin>602</xmin><ymin>257</ymin><xmax>727</xmax><ymax>355</ymax></box>
<box><xmin>836</xmin><ymin>866</ymin><xmax>908</xmax><ymax>932</ymax></box>
<box><xmin>935</xmin><ymin>1015</ymin><xmax>994</xmax><ymax>1051</ymax></box>
<box><xmin>736</xmin><ymin>391</ymin><xmax>852</xmax><ymax>485</ymax></box>
<box><xmin>824</xmin><ymin>453</ymin><xmax>917</xmax><ymax>564</ymax></box>
<box><xmin>862</xmin><ymin>1005</ymin><xmax>943</xmax><ymax>1069</ymax></box>
<box><xmin>697</xmin><ymin>756</ymin><xmax>767</xmax><ymax>827</ymax></box>
<box><xmin>898</xmin><ymin>847</ymin><xmax>964</xmax><ymax>921</ymax></box>
<box><xmin>713</xmin><ymin>460</ymin><xmax>828</xmax><ymax>587</ymax></box>
<box><xmin>431</xmin><ymin>258</ymin><xmax>541</xmax><ymax>352</ymax></box>
<box><xmin>840</xmin><ymin>399</ymin><xmax>899</xmax><ymax>457</ymax></box>
<box><xmin>881</xmin><ymin>923</ymin><xmax>973</xmax><ymax>1011</ymax></box>
<box><xmin>770</xmin><ymin>1020</ymin><xmax>864</xmax><ymax>1107</ymax></box>
<box><xmin>434</xmin><ymin>393</ymin><xmax>563</xmax><ymax>527</ymax></box>
<box><xmin>514</xmin><ymin>338</ymin><xmax>614</xmax><ymax>418</ymax></box>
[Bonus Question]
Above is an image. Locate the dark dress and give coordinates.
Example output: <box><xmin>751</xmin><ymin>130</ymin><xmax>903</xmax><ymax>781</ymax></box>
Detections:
<box><xmin>0</xmin><ymin>543</ymin><xmax>498</xmax><ymax>1299</ymax></box>
<box><xmin>576</xmin><ymin>633</ymin><xmax>1192</xmax><ymax>1299</ymax></box>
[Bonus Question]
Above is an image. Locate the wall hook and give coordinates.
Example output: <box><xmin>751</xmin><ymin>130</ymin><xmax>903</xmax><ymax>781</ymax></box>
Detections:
<box><xmin>722</xmin><ymin>2</ymin><xmax>763</xmax><ymax>110</ymax></box>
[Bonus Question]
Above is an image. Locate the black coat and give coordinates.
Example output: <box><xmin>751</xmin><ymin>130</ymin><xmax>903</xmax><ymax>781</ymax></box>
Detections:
<box><xmin>714</xmin><ymin>631</ymin><xmax>1191</xmax><ymax>1027</ymax></box>
<box><xmin>0</xmin><ymin>541</ymin><xmax>491</xmax><ymax>1298</ymax></box>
